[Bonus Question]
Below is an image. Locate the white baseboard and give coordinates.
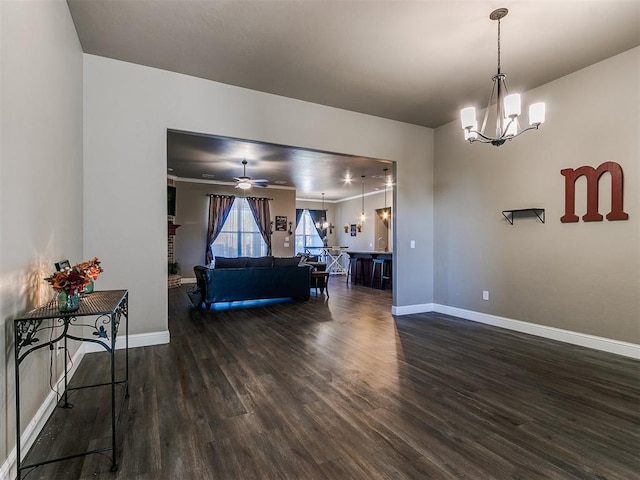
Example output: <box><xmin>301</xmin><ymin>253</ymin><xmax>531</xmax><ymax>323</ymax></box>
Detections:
<box><xmin>392</xmin><ymin>303</ymin><xmax>435</xmax><ymax>316</ymax></box>
<box><xmin>0</xmin><ymin>346</ymin><xmax>85</xmax><ymax>480</ymax></box>
<box><xmin>431</xmin><ymin>304</ymin><xmax>638</xmax><ymax>359</ymax></box>
<box><xmin>1</xmin><ymin>330</ymin><xmax>170</xmax><ymax>480</ymax></box>
<box><xmin>392</xmin><ymin>302</ymin><xmax>639</xmax><ymax>359</ymax></box>
<box><xmin>83</xmin><ymin>330</ymin><xmax>170</xmax><ymax>353</ymax></box>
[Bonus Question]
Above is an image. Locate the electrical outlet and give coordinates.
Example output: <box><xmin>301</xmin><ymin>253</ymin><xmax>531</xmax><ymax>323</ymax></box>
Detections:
<box><xmin>410</xmin><ymin>240</ymin><xmax>415</xmax><ymax>248</ymax></box>
<box><xmin>483</xmin><ymin>290</ymin><xmax>489</xmax><ymax>301</ymax></box>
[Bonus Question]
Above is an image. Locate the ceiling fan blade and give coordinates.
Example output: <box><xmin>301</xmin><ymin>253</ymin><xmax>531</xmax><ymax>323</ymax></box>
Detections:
<box><xmin>251</xmin><ymin>179</ymin><xmax>269</xmax><ymax>183</ymax></box>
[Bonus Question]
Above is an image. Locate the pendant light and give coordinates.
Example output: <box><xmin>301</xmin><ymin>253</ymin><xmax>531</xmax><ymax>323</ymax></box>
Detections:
<box><xmin>460</xmin><ymin>8</ymin><xmax>545</xmax><ymax>146</ymax></box>
<box><xmin>360</xmin><ymin>175</ymin><xmax>366</xmax><ymax>223</ymax></box>
<box><xmin>382</xmin><ymin>168</ymin><xmax>389</xmax><ymax>220</ymax></box>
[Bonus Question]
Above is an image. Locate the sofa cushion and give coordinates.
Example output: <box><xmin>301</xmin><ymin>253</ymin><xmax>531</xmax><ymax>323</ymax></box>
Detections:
<box><xmin>273</xmin><ymin>256</ymin><xmax>301</xmax><ymax>267</ymax></box>
<box><xmin>215</xmin><ymin>256</ymin><xmax>249</xmax><ymax>268</ymax></box>
<box><xmin>246</xmin><ymin>256</ymin><xmax>274</xmax><ymax>267</ymax></box>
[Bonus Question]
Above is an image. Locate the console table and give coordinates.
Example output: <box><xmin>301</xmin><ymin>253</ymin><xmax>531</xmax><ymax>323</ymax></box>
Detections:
<box><xmin>14</xmin><ymin>289</ymin><xmax>129</xmax><ymax>479</ymax></box>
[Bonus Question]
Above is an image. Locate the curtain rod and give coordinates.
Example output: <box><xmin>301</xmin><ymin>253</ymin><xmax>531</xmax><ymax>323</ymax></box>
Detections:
<box><xmin>206</xmin><ymin>194</ymin><xmax>273</xmax><ymax>200</ymax></box>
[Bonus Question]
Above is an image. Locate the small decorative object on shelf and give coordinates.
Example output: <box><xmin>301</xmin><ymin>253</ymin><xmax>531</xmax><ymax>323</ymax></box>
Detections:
<box><xmin>45</xmin><ymin>257</ymin><xmax>104</xmax><ymax>310</ymax></box>
<box><xmin>77</xmin><ymin>257</ymin><xmax>103</xmax><ymax>294</ymax></box>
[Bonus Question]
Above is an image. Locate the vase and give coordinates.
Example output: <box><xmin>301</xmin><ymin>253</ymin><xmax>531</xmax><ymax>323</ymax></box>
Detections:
<box><xmin>83</xmin><ymin>278</ymin><xmax>94</xmax><ymax>294</ymax></box>
<box><xmin>57</xmin><ymin>290</ymin><xmax>81</xmax><ymax>313</ymax></box>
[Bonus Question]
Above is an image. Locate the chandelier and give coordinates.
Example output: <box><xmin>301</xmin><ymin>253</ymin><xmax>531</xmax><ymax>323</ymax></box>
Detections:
<box><xmin>315</xmin><ymin>193</ymin><xmax>334</xmax><ymax>234</ymax></box>
<box><xmin>461</xmin><ymin>8</ymin><xmax>545</xmax><ymax>146</ymax></box>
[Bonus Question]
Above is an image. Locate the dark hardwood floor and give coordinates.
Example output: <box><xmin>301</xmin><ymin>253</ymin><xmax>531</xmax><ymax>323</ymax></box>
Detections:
<box><xmin>23</xmin><ymin>279</ymin><xmax>640</xmax><ymax>479</ymax></box>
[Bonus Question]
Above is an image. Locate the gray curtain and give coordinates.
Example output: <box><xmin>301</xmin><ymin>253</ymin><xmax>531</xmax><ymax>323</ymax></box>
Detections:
<box><xmin>246</xmin><ymin>197</ymin><xmax>272</xmax><ymax>255</ymax></box>
<box><xmin>295</xmin><ymin>209</ymin><xmax>304</xmax><ymax>229</ymax></box>
<box><xmin>206</xmin><ymin>195</ymin><xmax>235</xmax><ymax>264</ymax></box>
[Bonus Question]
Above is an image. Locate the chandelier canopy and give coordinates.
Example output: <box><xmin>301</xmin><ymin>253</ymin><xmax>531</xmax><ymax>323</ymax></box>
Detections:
<box><xmin>461</xmin><ymin>8</ymin><xmax>546</xmax><ymax>146</ymax></box>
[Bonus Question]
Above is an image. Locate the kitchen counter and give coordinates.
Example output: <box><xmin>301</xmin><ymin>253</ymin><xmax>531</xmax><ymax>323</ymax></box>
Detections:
<box><xmin>346</xmin><ymin>251</ymin><xmax>392</xmax><ymax>258</ymax></box>
<box><xmin>346</xmin><ymin>251</ymin><xmax>392</xmax><ymax>288</ymax></box>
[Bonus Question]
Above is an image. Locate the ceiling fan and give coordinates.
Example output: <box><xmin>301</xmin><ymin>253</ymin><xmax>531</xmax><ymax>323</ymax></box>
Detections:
<box><xmin>233</xmin><ymin>159</ymin><xmax>269</xmax><ymax>189</ymax></box>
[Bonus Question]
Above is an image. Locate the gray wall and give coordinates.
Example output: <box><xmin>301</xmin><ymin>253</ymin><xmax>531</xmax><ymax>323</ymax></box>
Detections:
<box><xmin>1</xmin><ymin>0</ymin><xmax>83</xmax><ymax>471</ymax></box>
<box><xmin>434</xmin><ymin>47</ymin><xmax>639</xmax><ymax>343</ymax></box>
<box><xmin>334</xmin><ymin>191</ymin><xmax>394</xmax><ymax>252</ymax></box>
<box><xmin>174</xmin><ymin>181</ymin><xmax>297</xmax><ymax>276</ymax></box>
<box><xmin>84</xmin><ymin>53</ymin><xmax>435</xmax><ymax>332</ymax></box>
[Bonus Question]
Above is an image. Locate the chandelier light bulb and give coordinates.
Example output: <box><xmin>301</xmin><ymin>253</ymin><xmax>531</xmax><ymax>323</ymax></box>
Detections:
<box><xmin>504</xmin><ymin>94</ymin><xmax>521</xmax><ymax>118</ymax></box>
<box><xmin>461</xmin><ymin>107</ymin><xmax>476</xmax><ymax>130</ymax></box>
<box><xmin>465</xmin><ymin>123</ymin><xmax>478</xmax><ymax>141</ymax></box>
<box><xmin>529</xmin><ymin>102</ymin><xmax>546</xmax><ymax>126</ymax></box>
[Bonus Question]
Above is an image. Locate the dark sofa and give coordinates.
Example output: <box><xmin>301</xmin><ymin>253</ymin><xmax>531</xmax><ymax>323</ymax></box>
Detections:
<box><xmin>190</xmin><ymin>256</ymin><xmax>313</xmax><ymax>309</ymax></box>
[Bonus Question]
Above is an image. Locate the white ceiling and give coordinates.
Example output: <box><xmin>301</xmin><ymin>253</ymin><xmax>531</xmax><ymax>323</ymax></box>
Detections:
<box><xmin>67</xmin><ymin>0</ymin><xmax>640</xmax><ymax>199</ymax></box>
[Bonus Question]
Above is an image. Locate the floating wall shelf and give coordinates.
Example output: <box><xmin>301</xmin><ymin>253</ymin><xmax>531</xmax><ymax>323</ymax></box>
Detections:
<box><xmin>502</xmin><ymin>208</ymin><xmax>545</xmax><ymax>225</ymax></box>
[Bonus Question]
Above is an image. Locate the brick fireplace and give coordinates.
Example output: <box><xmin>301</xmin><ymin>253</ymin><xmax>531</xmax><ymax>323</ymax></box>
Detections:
<box><xmin>168</xmin><ymin>218</ymin><xmax>181</xmax><ymax>288</ymax></box>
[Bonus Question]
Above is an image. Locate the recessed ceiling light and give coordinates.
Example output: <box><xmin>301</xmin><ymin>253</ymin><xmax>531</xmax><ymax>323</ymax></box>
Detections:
<box><xmin>201</xmin><ymin>173</ymin><xmax>215</xmax><ymax>179</ymax></box>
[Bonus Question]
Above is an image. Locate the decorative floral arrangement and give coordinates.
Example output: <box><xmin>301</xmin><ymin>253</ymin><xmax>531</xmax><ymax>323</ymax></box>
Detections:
<box><xmin>77</xmin><ymin>257</ymin><xmax>103</xmax><ymax>280</ymax></box>
<box><xmin>45</xmin><ymin>257</ymin><xmax>103</xmax><ymax>294</ymax></box>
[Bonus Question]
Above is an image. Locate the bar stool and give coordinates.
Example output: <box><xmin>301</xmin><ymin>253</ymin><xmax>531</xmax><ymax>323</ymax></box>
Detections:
<box><xmin>347</xmin><ymin>256</ymin><xmax>366</xmax><ymax>284</ymax></box>
<box><xmin>371</xmin><ymin>257</ymin><xmax>391</xmax><ymax>289</ymax></box>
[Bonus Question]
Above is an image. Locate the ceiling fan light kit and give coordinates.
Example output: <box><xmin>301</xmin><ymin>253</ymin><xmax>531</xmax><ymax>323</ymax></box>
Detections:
<box><xmin>233</xmin><ymin>159</ymin><xmax>269</xmax><ymax>189</ymax></box>
<box><xmin>461</xmin><ymin>8</ymin><xmax>546</xmax><ymax>147</ymax></box>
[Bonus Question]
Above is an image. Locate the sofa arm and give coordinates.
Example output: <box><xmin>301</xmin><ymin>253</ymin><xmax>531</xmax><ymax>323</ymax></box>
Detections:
<box><xmin>193</xmin><ymin>265</ymin><xmax>215</xmax><ymax>307</ymax></box>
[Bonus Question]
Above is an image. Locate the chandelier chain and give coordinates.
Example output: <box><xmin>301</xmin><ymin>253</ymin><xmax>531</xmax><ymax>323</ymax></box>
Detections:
<box><xmin>497</xmin><ymin>17</ymin><xmax>501</xmax><ymax>74</ymax></box>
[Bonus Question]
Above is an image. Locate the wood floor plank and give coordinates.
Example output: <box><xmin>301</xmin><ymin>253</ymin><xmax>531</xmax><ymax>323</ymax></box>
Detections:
<box><xmin>21</xmin><ymin>280</ymin><xmax>640</xmax><ymax>479</ymax></box>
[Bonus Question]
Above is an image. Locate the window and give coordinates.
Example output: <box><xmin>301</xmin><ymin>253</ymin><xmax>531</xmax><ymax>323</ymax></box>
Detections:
<box><xmin>211</xmin><ymin>198</ymin><xmax>267</xmax><ymax>258</ymax></box>
<box><xmin>295</xmin><ymin>210</ymin><xmax>324</xmax><ymax>255</ymax></box>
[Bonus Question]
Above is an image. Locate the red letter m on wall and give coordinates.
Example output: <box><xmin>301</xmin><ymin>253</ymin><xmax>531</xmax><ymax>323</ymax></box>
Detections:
<box><xmin>561</xmin><ymin>161</ymin><xmax>628</xmax><ymax>223</ymax></box>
